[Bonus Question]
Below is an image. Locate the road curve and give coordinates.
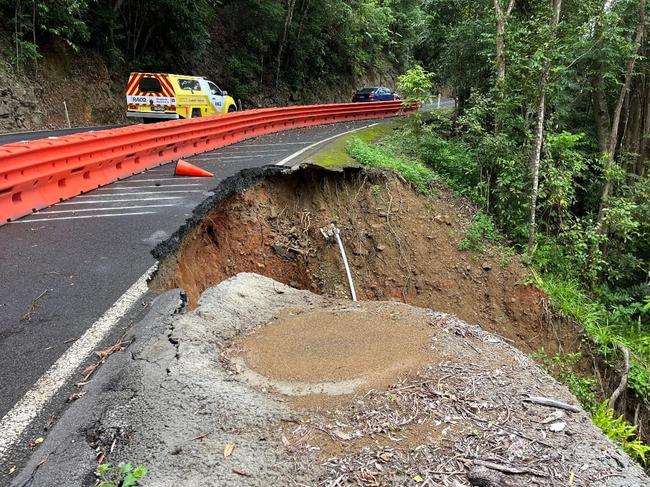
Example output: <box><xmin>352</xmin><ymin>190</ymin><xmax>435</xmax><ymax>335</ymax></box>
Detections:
<box><xmin>0</xmin><ymin>119</ymin><xmax>376</xmax><ymax>477</ymax></box>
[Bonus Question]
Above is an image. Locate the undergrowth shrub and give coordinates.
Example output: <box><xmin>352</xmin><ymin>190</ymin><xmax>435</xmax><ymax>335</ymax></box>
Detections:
<box><xmin>592</xmin><ymin>402</ymin><xmax>650</xmax><ymax>465</ymax></box>
<box><xmin>458</xmin><ymin>212</ymin><xmax>499</xmax><ymax>253</ymax></box>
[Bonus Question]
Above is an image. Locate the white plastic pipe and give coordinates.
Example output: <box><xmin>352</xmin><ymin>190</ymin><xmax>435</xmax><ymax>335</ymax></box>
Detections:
<box><xmin>333</xmin><ymin>228</ymin><xmax>357</xmax><ymax>301</ymax></box>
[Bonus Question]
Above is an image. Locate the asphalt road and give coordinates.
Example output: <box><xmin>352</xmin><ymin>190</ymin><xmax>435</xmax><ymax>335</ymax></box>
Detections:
<box><xmin>0</xmin><ymin>124</ymin><xmax>128</xmax><ymax>145</ymax></box>
<box><xmin>0</xmin><ymin>120</ymin><xmax>376</xmax><ymax>473</ymax></box>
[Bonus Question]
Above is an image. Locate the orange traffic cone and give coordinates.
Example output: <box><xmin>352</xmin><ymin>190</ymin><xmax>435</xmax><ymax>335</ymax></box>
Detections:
<box><xmin>175</xmin><ymin>159</ymin><xmax>214</xmax><ymax>177</ymax></box>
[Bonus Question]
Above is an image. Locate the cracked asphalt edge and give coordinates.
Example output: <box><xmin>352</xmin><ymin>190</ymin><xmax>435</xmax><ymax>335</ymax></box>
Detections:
<box><xmin>10</xmin><ymin>289</ymin><xmax>185</xmax><ymax>487</ymax></box>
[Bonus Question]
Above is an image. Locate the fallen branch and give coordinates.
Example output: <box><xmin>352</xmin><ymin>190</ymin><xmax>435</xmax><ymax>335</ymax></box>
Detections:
<box><xmin>523</xmin><ymin>395</ymin><xmax>581</xmax><ymax>413</ymax></box>
<box><xmin>21</xmin><ymin>289</ymin><xmax>49</xmax><ymax>321</ymax></box>
<box><xmin>608</xmin><ymin>344</ymin><xmax>630</xmax><ymax>410</ymax></box>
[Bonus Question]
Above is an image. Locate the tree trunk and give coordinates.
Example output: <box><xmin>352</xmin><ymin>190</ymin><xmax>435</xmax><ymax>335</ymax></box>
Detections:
<box><xmin>528</xmin><ymin>77</ymin><xmax>548</xmax><ymax>251</ymax></box>
<box><xmin>275</xmin><ymin>0</ymin><xmax>297</xmax><ymax>88</ymax></box>
<box><xmin>623</xmin><ymin>81</ymin><xmax>642</xmax><ymax>179</ymax></box>
<box><xmin>494</xmin><ymin>0</ymin><xmax>515</xmax><ymax>83</ymax></box>
<box><xmin>15</xmin><ymin>0</ymin><xmax>21</xmax><ymax>74</ymax></box>
<box><xmin>640</xmin><ymin>57</ymin><xmax>650</xmax><ymax>177</ymax></box>
<box><xmin>527</xmin><ymin>0</ymin><xmax>562</xmax><ymax>252</ymax></box>
<box><xmin>592</xmin><ymin>64</ymin><xmax>610</xmax><ymax>153</ymax></box>
<box><xmin>494</xmin><ymin>0</ymin><xmax>515</xmax><ymax>134</ymax></box>
<box><xmin>597</xmin><ymin>0</ymin><xmax>646</xmax><ymax>230</ymax></box>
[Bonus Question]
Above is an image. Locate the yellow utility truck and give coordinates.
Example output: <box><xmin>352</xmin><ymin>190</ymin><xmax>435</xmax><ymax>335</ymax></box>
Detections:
<box><xmin>125</xmin><ymin>72</ymin><xmax>237</xmax><ymax>122</ymax></box>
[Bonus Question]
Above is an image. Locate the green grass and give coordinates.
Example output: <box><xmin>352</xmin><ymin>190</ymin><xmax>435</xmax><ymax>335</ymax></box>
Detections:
<box><xmin>346</xmin><ymin>137</ymin><xmax>437</xmax><ymax>194</ymax></box>
<box><xmin>532</xmin><ymin>272</ymin><xmax>650</xmax><ymax>399</ymax></box>
<box><xmin>310</xmin><ymin>123</ymin><xmax>394</xmax><ymax>169</ymax></box>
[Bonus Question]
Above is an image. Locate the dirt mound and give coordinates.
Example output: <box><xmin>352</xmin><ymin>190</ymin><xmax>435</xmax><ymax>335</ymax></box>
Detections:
<box><xmin>227</xmin><ymin>307</ymin><xmax>433</xmax><ymax>400</ymax></box>
<box><xmin>154</xmin><ymin>166</ymin><xmax>582</xmax><ymax>358</ymax></box>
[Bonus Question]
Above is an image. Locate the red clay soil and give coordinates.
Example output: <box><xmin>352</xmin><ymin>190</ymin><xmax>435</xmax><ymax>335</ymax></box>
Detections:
<box><xmin>153</xmin><ymin>168</ymin><xmax>584</xmax><ymax>358</ymax></box>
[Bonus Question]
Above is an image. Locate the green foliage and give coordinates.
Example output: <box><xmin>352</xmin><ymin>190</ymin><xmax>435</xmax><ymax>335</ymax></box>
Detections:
<box><xmin>397</xmin><ymin>65</ymin><xmax>434</xmax><ymax>105</ymax></box>
<box><xmin>458</xmin><ymin>213</ymin><xmax>499</xmax><ymax>253</ymax></box>
<box><xmin>592</xmin><ymin>401</ymin><xmax>650</xmax><ymax>464</ymax></box>
<box><xmin>347</xmin><ymin>137</ymin><xmax>436</xmax><ymax>194</ymax></box>
<box><xmin>533</xmin><ymin>272</ymin><xmax>650</xmax><ymax>399</ymax></box>
<box><xmin>532</xmin><ymin>350</ymin><xmax>599</xmax><ymax>413</ymax></box>
<box><xmin>97</xmin><ymin>463</ymin><xmax>148</xmax><ymax>487</ymax></box>
<box><xmin>0</xmin><ymin>0</ymin><xmax>426</xmax><ymax>99</ymax></box>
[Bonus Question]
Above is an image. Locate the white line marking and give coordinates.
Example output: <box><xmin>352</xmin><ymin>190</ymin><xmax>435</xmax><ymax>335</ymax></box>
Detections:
<box><xmin>117</xmin><ymin>177</ymin><xmax>204</xmax><ymax>183</ymax></box>
<box><xmin>59</xmin><ymin>197</ymin><xmax>183</xmax><ymax>205</ymax></box>
<box><xmin>37</xmin><ymin>204</ymin><xmax>177</xmax><ymax>214</ymax></box>
<box><xmin>229</xmin><ymin>141</ymin><xmax>317</xmax><ymax>147</ymax></box>
<box><xmin>15</xmin><ymin>211</ymin><xmax>157</xmax><ymax>223</ymax></box>
<box><xmin>78</xmin><ymin>190</ymin><xmax>205</xmax><ymax>198</ymax></box>
<box><xmin>97</xmin><ymin>184</ymin><xmax>203</xmax><ymax>190</ymax></box>
<box><xmin>204</xmin><ymin>150</ymin><xmax>288</xmax><ymax>156</ymax></box>
<box><xmin>276</xmin><ymin>123</ymin><xmax>378</xmax><ymax>167</ymax></box>
<box><xmin>0</xmin><ymin>266</ymin><xmax>155</xmax><ymax>461</ymax></box>
<box><xmin>193</xmin><ymin>153</ymin><xmax>283</xmax><ymax>161</ymax></box>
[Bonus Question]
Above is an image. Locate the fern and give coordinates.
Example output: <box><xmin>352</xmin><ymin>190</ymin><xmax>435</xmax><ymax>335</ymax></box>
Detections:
<box><xmin>592</xmin><ymin>401</ymin><xmax>650</xmax><ymax>465</ymax></box>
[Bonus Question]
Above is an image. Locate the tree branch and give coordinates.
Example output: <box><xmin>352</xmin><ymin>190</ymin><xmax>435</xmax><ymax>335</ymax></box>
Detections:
<box><xmin>608</xmin><ymin>344</ymin><xmax>630</xmax><ymax>410</ymax></box>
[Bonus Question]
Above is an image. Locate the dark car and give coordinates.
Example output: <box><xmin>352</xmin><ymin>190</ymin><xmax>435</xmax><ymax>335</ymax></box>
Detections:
<box><xmin>352</xmin><ymin>86</ymin><xmax>400</xmax><ymax>102</ymax></box>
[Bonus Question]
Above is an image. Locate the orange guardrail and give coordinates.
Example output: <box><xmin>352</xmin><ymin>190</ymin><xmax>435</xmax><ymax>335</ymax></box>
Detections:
<box><xmin>0</xmin><ymin>101</ymin><xmax>409</xmax><ymax>224</ymax></box>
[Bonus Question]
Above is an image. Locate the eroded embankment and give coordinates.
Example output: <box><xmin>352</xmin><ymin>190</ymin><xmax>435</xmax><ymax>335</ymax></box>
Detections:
<box><xmin>152</xmin><ymin>165</ymin><xmax>582</xmax><ymax>358</ymax></box>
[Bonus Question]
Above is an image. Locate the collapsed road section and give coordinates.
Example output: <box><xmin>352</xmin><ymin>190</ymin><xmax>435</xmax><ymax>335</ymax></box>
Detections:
<box><xmin>13</xmin><ymin>274</ymin><xmax>649</xmax><ymax>486</ymax></box>
<box><xmin>11</xmin><ymin>165</ymin><xmax>650</xmax><ymax>486</ymax></box>
<box><xmin>152</xmin><ymin>165</ymin><xmax>580</xmax><ymax>358</ymax></box>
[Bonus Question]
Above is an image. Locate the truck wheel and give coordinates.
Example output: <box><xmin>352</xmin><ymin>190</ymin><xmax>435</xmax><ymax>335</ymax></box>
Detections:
<box><xmin>228</xmin><ymin>105</ymin><xmax>237</xmax><ymax>113</ymax></box>
<box><xmin>191</xmin><ymin>108</ymin><xmax>201</xmax><ymax>118</ymax></box>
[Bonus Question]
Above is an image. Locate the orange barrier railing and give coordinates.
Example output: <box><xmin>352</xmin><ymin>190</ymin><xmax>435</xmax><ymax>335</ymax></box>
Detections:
<box><xmin>0</xmin><ymin>101</ymin><xmax>409</xmax><ymax>224</ymax></box>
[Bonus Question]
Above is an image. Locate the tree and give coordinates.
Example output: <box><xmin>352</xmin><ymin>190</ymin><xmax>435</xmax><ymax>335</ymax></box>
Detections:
<box><xmin>596</xmin><ymin>0</ymin><xmax>646</xmax><ymax>232</ymax></box>
<box><xmin>528</xmin><ymin>0</ymin><xmax>562</xmax><ymax>252</ymax></box>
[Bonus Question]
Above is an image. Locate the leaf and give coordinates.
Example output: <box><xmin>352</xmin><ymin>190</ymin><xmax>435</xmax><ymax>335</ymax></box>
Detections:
<box><xmin>413</xmin><ymin>474</ymin><xmax>423</xmax><ymax>482</ymax></box>
<box><xmin>133</xmin><ymin>465</ymin><xmax>148</xmax><ymax>478</ymax></box>
<box><xmin>122</xmin><ymin>475</ymin><xmax>138</xmax><ymax>487</ymax></box>
<box><xmin>224</xmin><ymin>443</ymin><xmax>236</xmax><ymax>458</ymax></box>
